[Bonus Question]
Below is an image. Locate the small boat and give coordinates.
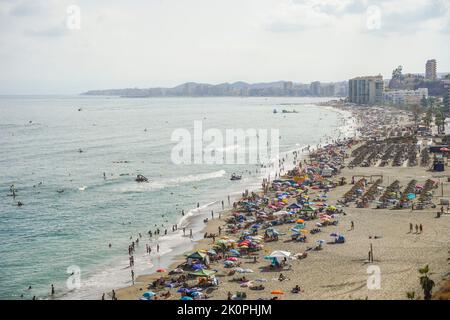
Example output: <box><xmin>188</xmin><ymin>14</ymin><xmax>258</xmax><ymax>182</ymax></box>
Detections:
<box><xmin>135</xmin><ymin>174</ymin><xmax>149</xmax><ymax>183</ymax></box>
<box><xmin>282</xmin><ymin>109</ymin><xmax>298</xmax><ymax>114</ymax></box>
<box><xmin>230</xmin><ymin>173</ymin><xmax>242</xmax><ymax>181</ymax></box>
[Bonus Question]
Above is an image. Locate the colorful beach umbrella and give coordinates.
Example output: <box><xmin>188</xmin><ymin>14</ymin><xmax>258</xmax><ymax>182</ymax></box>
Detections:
<box><xmin>271</xmin><ymin>290</ymin><xmax>284</xmax><ymax>295</ymax></box>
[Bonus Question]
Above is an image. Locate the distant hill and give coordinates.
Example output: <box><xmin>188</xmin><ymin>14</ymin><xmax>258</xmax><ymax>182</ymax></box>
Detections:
<box><xmin>82</xmin><ymin>81</ymin><xmax>348</xmax><ymax>98</ymax></box>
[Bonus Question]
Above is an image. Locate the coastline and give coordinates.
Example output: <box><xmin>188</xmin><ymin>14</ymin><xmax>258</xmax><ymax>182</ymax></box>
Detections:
<box><xmin>114</xmin><ymin>101</ymin><xmax>360</xmax><ymax>300</ymax></box>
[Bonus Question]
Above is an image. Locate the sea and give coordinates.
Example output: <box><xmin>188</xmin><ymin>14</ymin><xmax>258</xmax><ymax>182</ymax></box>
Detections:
<box><xmin>0</xmin><ymin>96</ymin><xmax>356</xmax><ymax>299</ymax></box>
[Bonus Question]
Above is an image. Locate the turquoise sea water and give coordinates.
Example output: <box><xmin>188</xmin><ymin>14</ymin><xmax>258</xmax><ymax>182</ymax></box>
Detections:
<box><xmin>0</xmin><ymin>96</ymin><xmax>348</xmax><ymax>299</ymax></box>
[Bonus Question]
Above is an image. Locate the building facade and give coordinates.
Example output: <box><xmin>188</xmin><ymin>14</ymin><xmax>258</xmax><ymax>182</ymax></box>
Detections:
<box><xmin>310</xmin><ymin>81</ymin><xmax>321</xmax><ymax>96</ymax></box>
<box><xmin>383</xmin><ymin>88</ymin><xmax>428</xmax><ymax>105</ymax></box>
<box><xmin>425</xmin><ymin>59</ymin><xmax>437</xmax><ymax>80</ymax></box>
<box><xmin>348</xmin><ymin>75</ymin><xmax>384</xmax><ymax>104</ymax></box>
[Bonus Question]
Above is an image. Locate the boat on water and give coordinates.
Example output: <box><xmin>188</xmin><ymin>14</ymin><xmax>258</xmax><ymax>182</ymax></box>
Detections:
<box><xmin>282</xmin><ymin>109</ymin><xmax>298</xmax><ymax>114</ymax></box>
<box><xmin>230</xmin><ymin>173</ymin><xmax>242</xmax><ymax>181</ymax></box>
<box><xmin>135</xmin><ymin>174</ymin><xmax>149</xmax><ymax>183</ymax></box>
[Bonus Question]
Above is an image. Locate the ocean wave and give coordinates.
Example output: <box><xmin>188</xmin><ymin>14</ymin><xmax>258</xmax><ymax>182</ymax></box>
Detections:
<box><xmin>113</xmin><ymin>170</ymin><xmax>227</xmax><ymax>193</ymax></box>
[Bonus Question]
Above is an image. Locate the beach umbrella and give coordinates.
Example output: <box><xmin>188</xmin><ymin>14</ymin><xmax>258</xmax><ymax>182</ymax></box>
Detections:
<box><xmin>189</xmin><ymin>269</ymin><xmax>216</xmax><ymax>277</ymax></box>
<box><xmin>271</xmin><ymin>290</ymin><xmax>284</xmax><ymax>295</ymax></box>
<box><xmin>296</xmin><ymin>219</ymin><xmax>305</xmax><ymax>223</ymax></box>
<box><xmin>172</xmin><ymin>268</ymin><xmax>184</xmax><ymax>274</ymax></box>
<box><xmin>192</xmin><ymin>263</ymin><xmax>206</xmax><ymax>270</ymax></box>
<box><xmin>180</xmin><ymin>296</ymin><xmax>193</xmax><ymax>300</ymax></box>
<box><xmin>229</xmin><ymin>249</ymin><xmax>240</xmax><ymax>256</ymax></box>
<box><xmin>177</xmin><ymin>288</ymin><xmax>189</xmax><ymax>293</ymax></box>
<box><xmin>226</xmin><ymin>257</ymin><xmax>238</xmax><ymax>262</ymax></box>
<box><xmin>156</xmin><ymin>268</ymin><xmax>167</xmax><ymax>273</ymax></box>
<box><xmin>268</xmin><ymin>250</ymin><xmax>291</xmax><ymax>258</ymax></box>
<box><xmin>142</xmin><ymin>291</ymin><xmax>156</xmax><ymax>298</ymax></box>
<box><xmin>224</xmin><ymin>260</ymin><xmax>235</xmax><ymax>266</ymax></box>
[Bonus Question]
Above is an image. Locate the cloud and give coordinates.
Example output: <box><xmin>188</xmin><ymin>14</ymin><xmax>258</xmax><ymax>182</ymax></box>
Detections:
<box><xmin>261</xmin><ymin>0</ymin><xmax>450</xmax><ymax>34</ymax></box>
<box><xmin>262</xmin><ymin>0</ymin><xmax>338</xmax><ymax>32</ymax></box>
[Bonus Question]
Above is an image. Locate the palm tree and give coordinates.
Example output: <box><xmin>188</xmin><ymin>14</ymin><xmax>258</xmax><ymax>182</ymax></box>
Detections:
<box><xmin>419</xmin><ymin>265</ymin><xmax>435</xmax><ymax>300</ymax></box>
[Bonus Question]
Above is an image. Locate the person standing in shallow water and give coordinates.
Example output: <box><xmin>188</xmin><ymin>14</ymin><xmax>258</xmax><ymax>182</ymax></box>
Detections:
<box><xmin>51</xmin><ymin>284</ymin><xmax>55</xmax><ymax>296</ymax></box>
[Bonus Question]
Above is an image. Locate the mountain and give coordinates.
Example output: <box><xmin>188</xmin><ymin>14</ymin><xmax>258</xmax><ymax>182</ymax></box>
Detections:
<box><xmin>82</xmin><ymin>81</ymin><xmax>348</xmax><ymax>98</ymax></box>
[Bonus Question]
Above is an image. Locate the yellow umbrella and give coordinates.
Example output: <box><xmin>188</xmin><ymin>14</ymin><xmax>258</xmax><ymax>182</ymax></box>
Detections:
<box><xmin>296</xmin><ymin>219</ymin><xmax>305</xmax><ymax>223</ymax></box>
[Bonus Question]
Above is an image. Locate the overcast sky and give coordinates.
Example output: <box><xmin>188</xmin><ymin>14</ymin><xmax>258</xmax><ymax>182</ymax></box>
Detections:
<box><xmin>0</xmin><ymin>0</ymin><xmax>449</xmax><ymax>94</ymax></box>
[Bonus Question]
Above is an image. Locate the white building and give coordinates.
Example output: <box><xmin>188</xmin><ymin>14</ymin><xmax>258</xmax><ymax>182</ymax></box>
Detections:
<box><xmin>383</xmin><ymin>88</ymin><xmax>428</xmax><ymax>105</ymax></box>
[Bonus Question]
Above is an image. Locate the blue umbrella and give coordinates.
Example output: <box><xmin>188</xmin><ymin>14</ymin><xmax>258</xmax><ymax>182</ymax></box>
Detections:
<box><xmin>181</xmin><ymin>296</ymin><xmax>193</xmax><ymax>300</ymax></box>
<box><xmin>142</xmin><ymin>291</ymin><xmax>156</xmax><ymax>298</ymax></box>
<box><xmin>229</xmin><ymin>249</ymin><xmax>240</xmax><ymax>256</ymax></box>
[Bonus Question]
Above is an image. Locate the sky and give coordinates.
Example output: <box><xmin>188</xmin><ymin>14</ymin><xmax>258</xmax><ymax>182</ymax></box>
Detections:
<box><xmin>0</xmin><ymin>0</ymin><xmax>449</xmax><ymax>94</ymax></box>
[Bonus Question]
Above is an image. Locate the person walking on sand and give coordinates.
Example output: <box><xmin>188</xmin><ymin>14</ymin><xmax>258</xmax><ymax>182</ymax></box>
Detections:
<box><xmin>419</xmin><ymin>224</ymin><xmax>423</xmax><ymax>233</ymax></box>
<box><xmin>221</xmin><ymin>201</ymin><xmax>224</xmax><ymax>210</ymax></box>
<box><xmin>157</xmin><ymin>244</ymin><xmax>160</xmax><ymax>253</ymax></box>
<box><xmin>112</xmin><ymin>290</ymin><xmax>116</xmax><ymax>300</ymax></box>
<box><xmin>211</xmin><ymin>210</ymin><xmax>214</xmax><ymax>219</ymax></box>
<box><xmin>350</xmin><ymin>221</ymin><xmax>354</xmax><ymax>230</ymax></box>
<box><xmin>409</xmin><ymin>223</ymin><xmax>413</xmax><ymax>233</ymax></box>
<box><xmin>190</xmin><ymin>229</ymin><xmax>193</xmax><ymax>238</ymax></box>
<box><xmin>415</xmin><ymin>224</ymin><xmax>419</xmax><ymax>233</ymax></box>
<box><xmin>102</xmin><ymin>293</ymin><xmax>105</xmax><ymax>300</ymax></box>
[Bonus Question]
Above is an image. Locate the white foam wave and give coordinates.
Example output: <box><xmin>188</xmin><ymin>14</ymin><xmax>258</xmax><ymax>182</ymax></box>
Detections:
<box><xmin>114</xmin><ymin>170</ymin><xmax>227</xmax><ymax>193</ymax></box>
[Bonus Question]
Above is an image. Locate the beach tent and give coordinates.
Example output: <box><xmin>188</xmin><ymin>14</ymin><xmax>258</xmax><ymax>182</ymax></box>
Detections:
<box><xmin>187</xmin><ymin>251</ymin><xmax>207</xmax><ymax>260</ymax></box>
<box><xmin>189</xmin><ymin>269</ymin><xmax>216</xmax><ymax>277</ymax></box>
<box><xmin>288</xmin><ymin>203</ymin><xmax>302</xmax><ymax>209</ymax></box>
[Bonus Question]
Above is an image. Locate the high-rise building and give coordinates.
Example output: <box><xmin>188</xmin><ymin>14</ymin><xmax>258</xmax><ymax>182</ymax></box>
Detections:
<box><xmin>348</xmin><ymin>75</ymin><xmax>384</xmax><ymax>105</ymax></box>
<box><xmin>425</xmin><ymin>59</ymin><xmax>437</xmax><ymax>80</ymax></box>
<box><xmin>310</xmin><ymin>81</ymin><xmax>321</xmax><ymax>96</ymax></box>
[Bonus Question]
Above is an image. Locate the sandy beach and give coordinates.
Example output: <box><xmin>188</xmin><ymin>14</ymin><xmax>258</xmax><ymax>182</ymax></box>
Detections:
<box><xmin>115</xmin><ymin>104</ymin><xmax>450</xmax><ymax>301</ymax></box>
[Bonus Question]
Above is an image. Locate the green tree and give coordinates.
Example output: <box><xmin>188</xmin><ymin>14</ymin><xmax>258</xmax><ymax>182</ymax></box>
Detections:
<box><xmin>420</xmin><ymin>95</ymin><xmax>428</xmax><ymax>109</ymax></box>
<box><xmin>419</xmin><ymin>265</ymin><xmax>435</xmax><ymax>300</ymax></box>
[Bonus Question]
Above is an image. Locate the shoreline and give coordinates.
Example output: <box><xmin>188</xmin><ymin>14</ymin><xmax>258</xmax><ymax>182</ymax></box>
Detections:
<box><xmin>114</xmin><ymin>101</ymin><xmax>360</xmax><ymax>300</ymax></box>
